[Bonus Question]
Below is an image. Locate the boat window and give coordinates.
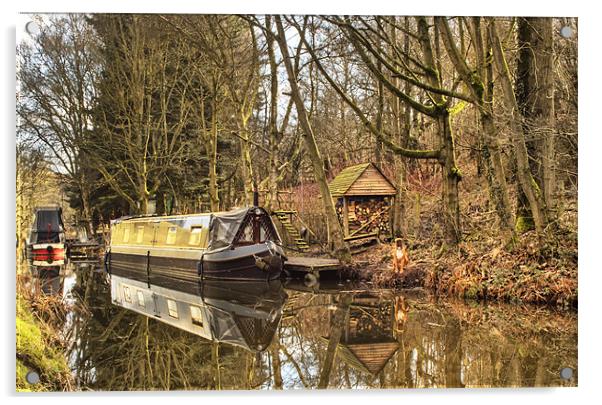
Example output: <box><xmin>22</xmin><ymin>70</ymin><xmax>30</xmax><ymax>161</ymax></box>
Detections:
<box><xmin>123</xmin><ymin>226</ymin><xmax>130</xmax><ymax>243</ymax></box>
<box><xmin>167</xmin><ymin>299</ymin><xmax>178</xmax><ymax>318</ymax></box>
<box><xmin>123</xmin><ymin>286</ymin><xmax>131</xmax><ymax>303</ymax></box>
<box><xmin>259</xmin><ymin>217</ymin><xmax>277</xmax><ymax>243</ymax></box>
<box><xmin>34</xmin><ymin>210</ymin><xmax>62</xmax><ymax>232</ymax></box>
<box><xmin>189</xmin><ymin>226</ymin><xmax>203</xmax><ymax>246</ymax></box>
<box><xmin>136</xmin><ymin>226</ymin><xmax>144</xmax><ymax>243</ymax></box>
<box><xmin>260</xmin><ymin>223</ymin><xmax>269</xmax><ymax>242</ymax></box>
<box><xmin>137</xmin><ymin>290</ymin><xmax>145</xmax><ymax>307</ymax></box>
<box><xmin>190</xmin><ymin>305</ymin><xmax>203</xmax><ymax>327</ymax></box>
<box><xmin>166</xmin><ymin>226</ymin><xmax>177</xmax><ymax>245</ymax></box>
<box><xmin>240</xmin><ymin>222</ymin><xmax>254</xmax><ymax>242</ymax></box>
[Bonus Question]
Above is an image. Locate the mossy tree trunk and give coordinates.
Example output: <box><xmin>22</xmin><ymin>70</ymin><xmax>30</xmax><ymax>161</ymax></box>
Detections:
<box><xmin>438</xmin><ymin>111</ymin><xmax>462</xmax><ymax>243</ymax></box>
<box><xmin>488</xmin><ymin>18</ymin><xmax>548</xmax><ymax>235</ymax></box>
<box><xmin>264</xmin><ymin>15</ymin><xmax>280</xmax><ymax>212</ymax></box>
<box><xmin>391</xmin><ymin>17</ymin><xmax>411</xmax><ymax>238</ymax></box>
<box><xmin>515</xmin><ymin>17</ymin><xmax>556</xmax><ymax>232</ymax></box>
<box><xmin>417</xmin><ymin>17</ymin><xmax>462</xmax><ymax>243</ymax></box>
<box><xmin>437</xmin><ymin>17</ymin><xmax>514</xmax><ymax>239</ymax></box>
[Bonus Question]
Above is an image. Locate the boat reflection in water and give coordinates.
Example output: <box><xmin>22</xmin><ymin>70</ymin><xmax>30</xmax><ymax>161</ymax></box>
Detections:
<box><xmin>31</xmin><ymin>265</ymin><xmax>64</xmax><ymax>296</ymax></box>
<box><xmin>109</xmin><ymin>266</ymin><xmax>287</xmax><ymax>352</ymax></box>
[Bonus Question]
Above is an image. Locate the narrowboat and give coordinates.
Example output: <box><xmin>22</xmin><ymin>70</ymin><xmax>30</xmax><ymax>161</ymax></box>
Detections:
<box><xmin>110</xmin><ymin>273</ymin><xmax>286</xmax><ymax>352</ymax></box>
<box><xmin>27</xmin><ymin>206</ymin><xmax>66</xmax><ymax>266</ymax></box>
<box><xmin>107</xmin><ymin>206</ymin><xmax>286</xmax><ymax>282</ymax></box>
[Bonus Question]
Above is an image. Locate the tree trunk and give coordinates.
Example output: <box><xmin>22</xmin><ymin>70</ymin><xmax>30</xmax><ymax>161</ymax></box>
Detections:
<box><xmin>488</xmin><ymin>18</ymin><xmax>548</xmax><ymax>235</ymax></box>
<box><xmin>515</xmin><ymin>18</ymin><xmax>556</xmax><ymax>228</ymax></box>
<box><xmin>416</xmin><ymin>17</ymin><xmax>461</xmax><ymax>244</ymax></box>
<box><xmin>392</xmin><ymin>97</ymin><xmax>411</xmax><ymax>238</ymax></box>
<box><xmin>437</xmin><ymin>16</ymin><xmax>514</xmax><ymax>238</ymax></box>
<box><xmin>265</xmin><ymin>19</ymin><xmax>279</xmax><ymax>212</ymax></box>
<box><xmin>318</xmin><ymin>294</ymin><xmax>352</xmax><ymax>388</ymax></box>
<box><xmin>479</xmin><ymin>21</ymin><xmax>515</xmax><ymax>235</ymax></box>
<box><xmin>439</xmin><ymin>111</ymin><xmax>462</xmax><ymax>243</ymax></box>
<box><xmin>274</xmin><ymin>16</ymin><xmax>351</xmax><ymax>262</ymax></box>
<box><xmin>478</xmin><ymin>19</ymin><xmax>515</xmax><ymax>237</ymax></box>
<box><xmin>480</xmin><ymin>111</ymin><xmax>515</xmax><ymax>234</ymax></box>
<box><xmin>375</xmin><ymin>61</ymin><xmax>384</xmax><ymax>168</ymax></box>
<box><xmin>391</xmin><ymin>17</ymin><xmax>410</xmax><ymax>238</ymax></box>
<box><xmin>137</xmin><ymin>178</ymin><xmax>149</xmax><ymax>215</ymax></box>
<box><xmin>239</xmin><ymin>132</ymin><xmax>254</xmax><ymax>206</ymax></box>
<box><xmin>79</xmin><ymin>178</ymin><xmax>94</xmax><ymax>235</ymax></box>
<box><xmin>208</xmin><ymin>98</ymin><xmax>220</xmax><ymax>212</ymax></box>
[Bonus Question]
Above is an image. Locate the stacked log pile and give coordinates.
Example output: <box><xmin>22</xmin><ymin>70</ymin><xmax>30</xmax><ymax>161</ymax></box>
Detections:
<box><xmin>337</xmin><ymin>199</ymin><xmax>391</xmax><ymax>236</ymax></box>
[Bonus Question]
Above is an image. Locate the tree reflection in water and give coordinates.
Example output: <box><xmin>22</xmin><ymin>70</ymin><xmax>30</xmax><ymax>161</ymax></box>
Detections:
<box><xmin>61</xmin><ymin>263</ymin><xmax>576</xmax><ymax>390</ymax></box>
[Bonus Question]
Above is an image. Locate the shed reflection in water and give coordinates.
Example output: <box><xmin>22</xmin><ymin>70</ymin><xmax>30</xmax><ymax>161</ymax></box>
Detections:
<box><xmin>62</xmin><ymin>263</ymin><xmax>576</xmax><ymax>390</ymax></box>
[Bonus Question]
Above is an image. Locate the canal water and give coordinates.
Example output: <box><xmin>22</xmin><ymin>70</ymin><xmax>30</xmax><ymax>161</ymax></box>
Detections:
<box><xmin>27</xmin><ymin>262</ymin><xmax>577</xmax><ymax>390</ymax></box>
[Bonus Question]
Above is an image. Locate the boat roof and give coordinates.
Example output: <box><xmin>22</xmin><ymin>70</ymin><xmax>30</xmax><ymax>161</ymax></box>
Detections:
<box><xmin>110</xmin><ymin>206</ymin><xmax>263</xmax><ymax>225</ymax></box>
<box><xmin>111</xmin><ymin>212</ymin><xmax>211</xmax><ymax>225</ymax></box>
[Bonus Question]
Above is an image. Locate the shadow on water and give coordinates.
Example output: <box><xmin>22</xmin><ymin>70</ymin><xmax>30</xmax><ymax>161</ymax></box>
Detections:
<box><xmin>29</xmin><ymin>262</ymin><xmax>577</xmax><ymax>390</ymax></box>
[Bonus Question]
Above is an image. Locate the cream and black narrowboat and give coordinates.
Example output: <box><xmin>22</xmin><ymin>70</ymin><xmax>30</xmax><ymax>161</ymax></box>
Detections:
<box><xmin>107</xmin><ymin>207</ymin><xmax>286</xmax><ymax>281</ymax></box>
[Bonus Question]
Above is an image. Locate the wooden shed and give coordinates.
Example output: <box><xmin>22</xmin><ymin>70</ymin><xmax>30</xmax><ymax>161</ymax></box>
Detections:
<box><xmin>328</xmin><ymin>162</ymin><xmax>396</xmax><ymax>240</ymax></box>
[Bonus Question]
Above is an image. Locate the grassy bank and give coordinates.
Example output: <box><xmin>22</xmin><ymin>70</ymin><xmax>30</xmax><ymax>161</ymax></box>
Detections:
<box><xmin>16</xmin><ymin>287</ymin><xmax>73</xmax><ymax>392</ymax></box>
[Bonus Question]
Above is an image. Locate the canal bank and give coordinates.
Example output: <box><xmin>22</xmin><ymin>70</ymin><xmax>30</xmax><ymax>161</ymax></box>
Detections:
<box><xmin>347</xmin><ymin>229</ymin><xmax>577</xmax><ymax>308</ymax></box>
<box><xmin>16</xmin><ymin>293</ymin><xmax>73</xmax><ymax>391</ymax></box>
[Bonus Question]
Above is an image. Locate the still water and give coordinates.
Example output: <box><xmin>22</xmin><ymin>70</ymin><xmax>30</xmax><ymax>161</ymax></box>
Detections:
<box><xmin>29</xmin><ymin>262</ymin><xmax>577</xmax><ymax>390</ymax></box>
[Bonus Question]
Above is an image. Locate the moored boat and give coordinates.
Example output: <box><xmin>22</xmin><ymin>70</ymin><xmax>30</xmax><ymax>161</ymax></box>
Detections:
<box><xmin>27</xmin><ymin>206</ymin><xmax>66</xmax><ymax>266</ymax></box>
<box><xmin>107</xmin><ymin>206</ymin><xmax>286</xmax><ymax>281</ymax></box>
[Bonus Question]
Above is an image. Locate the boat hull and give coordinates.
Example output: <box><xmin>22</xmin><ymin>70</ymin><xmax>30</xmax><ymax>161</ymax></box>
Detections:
<box><xmin>201</xmin><ymin>243</ymin><xmax>284</xmax><ymax>281</ymax></box>
<box><xmin>108</xmin><ymin>242</ymin><xmax>284</xmax><ymax>282</ymax></box>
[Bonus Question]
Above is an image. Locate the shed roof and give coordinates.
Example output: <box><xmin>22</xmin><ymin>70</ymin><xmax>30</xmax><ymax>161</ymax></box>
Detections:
<box><xmin>328</xmin><ymin>162</ymin><xmax>396</xmax><ymax>197</ymax></box>
<box><xmin>320</xmin><ymin>337</ymin><xmax>399</xmax><ymax>376</ymax></box>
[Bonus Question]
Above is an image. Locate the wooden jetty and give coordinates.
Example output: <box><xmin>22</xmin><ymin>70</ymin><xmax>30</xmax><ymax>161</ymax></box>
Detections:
<box><xmin>66</xmin><ymin>240</ymin><xmax>103</xmax><ymax>261</ymax></box>
<box><xmin>283</xmin><ymin>256</ymin><xmax>344</xmax><ymax>285</ymax></box>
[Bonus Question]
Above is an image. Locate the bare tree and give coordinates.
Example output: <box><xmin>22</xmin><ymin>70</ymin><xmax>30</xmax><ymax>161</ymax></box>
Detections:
<box><xmin>514</xmin><ymin>17</ymin><xmax>557</xmax><ymax>231</ymax></box>
<box><xmin>17</xmin><ymin>14</ymin><xmax>100</xmax><ymax>231</ymax></box>
<box><xmin>487</xmin><ymin>17</ymin><xmax>549</xmax><ymax>235</ymax></box>
<box><xmin>436</xmin><ymin>17</ymin><xmax>515</xmax><ymax>238</ymax></box>
<box><xmin>295</xmin><ymin>16</ymin><xmax>468</xmax><ymax>243</ymax></box>
<box><xmin>273</xmin><ymin>16</ymin><xmax>351</xmax><ymax>260</ymax></box>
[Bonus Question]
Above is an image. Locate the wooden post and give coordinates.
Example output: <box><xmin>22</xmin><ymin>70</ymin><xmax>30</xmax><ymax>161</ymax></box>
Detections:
<box><xmin>389</xmin><ymin>196</ymin><xmax>395</xmax><ymax>239</ymax></box>
<box><xmin>342</xmin><ymin>197</ymin><xmax>350</xmax><ymax>237</ymax></box>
